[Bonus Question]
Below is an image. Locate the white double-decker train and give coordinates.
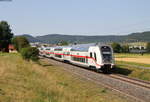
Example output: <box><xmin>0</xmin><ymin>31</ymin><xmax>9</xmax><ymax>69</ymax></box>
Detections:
<box><xmin>39</xmin><ymin>43</ymin><xmax>115</xmax><ymax>73</ymax></box>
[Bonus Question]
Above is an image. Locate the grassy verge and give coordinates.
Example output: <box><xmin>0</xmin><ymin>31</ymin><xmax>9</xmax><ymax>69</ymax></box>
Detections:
<box><xmin>0</xmin><ymin>53</ymin><xmax>131</xmax><ymax>102</ymax></box>
<box><xmin>113</xmin><ymin>63</ymin><xmax>150</xmax><ymax>81</ymax></box>
<box><xmin>116</xmin><ymin>61</ymin><xmax>150</xmax><ymax>68</ymax></box>
<box><xmin>113</xmin><ymin>53</ymin><xmax>150</xmax><ymax>81</ymax></box>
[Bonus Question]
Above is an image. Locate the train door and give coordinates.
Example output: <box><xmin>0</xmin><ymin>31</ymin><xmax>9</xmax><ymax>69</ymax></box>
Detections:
<box><xmin>90</xmin><ymin>52</ymin><xmax>97</xmax><ymax>64</ymax></box>
<box><xmin>88</xmin><ymin>46</ymin><xmax>101</xmax><ymax>69</ymax></box>
<box><xmin>88</xmin><ymin>48</ymin><xmax>97</xmax><ymax>67</ymax></box>
<box><xmin>63</xmin><ymin>48</ymin><xmax>71</xmax><ymax>62</ymax></box>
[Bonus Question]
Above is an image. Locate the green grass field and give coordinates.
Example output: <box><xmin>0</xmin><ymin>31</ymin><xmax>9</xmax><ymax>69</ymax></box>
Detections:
<box><xmin>116</xmin><ymin>61</ymin><xmax>150</xmax><ymax>68</ymax></box>
<box><xmin>113</xmin><ymin>53</ymin><xmax>150</xmax><ymax>81</ymax></box>
<box><xmin>114</xmin><ymin>62</ymin><xmax>150</xmax><ymax>81</ymax></box>
<box><xmin>0</xmin><ymin>53</ymin><xmax>131</xmax><ymax>102</ymax></box>
<box><xmin>115</xmin><ymin>53</ymin><xmax>150</xmax><ymax>65</ymax></box>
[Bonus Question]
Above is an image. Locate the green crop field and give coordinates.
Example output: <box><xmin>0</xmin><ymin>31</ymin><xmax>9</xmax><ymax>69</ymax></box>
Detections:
<box><xmin>0</xmin><ymin>53</ymin><xmax>131</xmax><ymax>102</ymax></box>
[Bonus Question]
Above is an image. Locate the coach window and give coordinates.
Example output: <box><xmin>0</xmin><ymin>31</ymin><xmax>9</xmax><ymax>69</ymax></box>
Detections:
<box><xmin>90</xmin><ymin>52</ymin><xmax>92</xmax><ymax>58</ymax></box>
<box><xmin>86</xmin><ymin>56</ymin><xmax>88</xmax><ymax>63</ymax></box>
<box><xmin>94</xmin><ymin>53</ymin><xmax>97</xmax><ymax>61</ymax></box>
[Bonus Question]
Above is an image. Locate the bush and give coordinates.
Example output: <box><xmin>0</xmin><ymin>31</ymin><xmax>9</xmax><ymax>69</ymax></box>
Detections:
<box><xmin>111</xmin><ymin>42</ymin><xmax>122</xmax><ymax>53</ymax></box>
<box><xmin>121</xmin><ymin>45</ymin><xmax>129</xmax><ymax>53</ymax></box>
<box><xmin>21</xmin><ymin>47</ymin><xmax>39</xmax><ymax>61</ymax></box>
<box><xmin>146</xmin><ymin>42</ymin><xmax>150</xmax><ymax>53</ymax></box>
<box><xmin>12</xmin><ymin>36</ymin><xmax>30</xmax><ymax>52</ymax></box>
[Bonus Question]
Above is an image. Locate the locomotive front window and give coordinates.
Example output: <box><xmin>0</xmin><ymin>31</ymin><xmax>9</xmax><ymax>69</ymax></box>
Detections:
<box><xmin>101</xmin><ymin>46</ymin><xmax>112</xmax><ymax>63</ymax></box>
<box><xmin>101</xmin><ymin>46</ymin><xmax>111</xmax><ymax>52</ymax></box>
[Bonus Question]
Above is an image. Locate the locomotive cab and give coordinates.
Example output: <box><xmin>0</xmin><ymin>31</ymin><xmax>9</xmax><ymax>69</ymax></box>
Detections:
<box><xmin>88</xmin><ymin>45</ymin><xmax>114</xmax><ymax>73</ymax></box>
<box><xmin>100</xmin><ymin>46</ymin><xmax>114</xmax><ymax>72</ymax></box>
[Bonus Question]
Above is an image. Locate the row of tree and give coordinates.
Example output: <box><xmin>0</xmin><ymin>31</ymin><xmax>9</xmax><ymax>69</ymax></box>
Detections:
<box><xmin>111</xmin><ymin>42</ymin><xmax>150</xmax><ymax>53</ymax></box>
<box><xmin>111</xmin><ymin>43</ymin><xmax>129</xmax><ymax>53</ymax></box>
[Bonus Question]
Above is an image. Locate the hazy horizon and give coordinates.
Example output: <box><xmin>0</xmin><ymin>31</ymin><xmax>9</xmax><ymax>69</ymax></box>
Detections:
<box><xmin>17</xmin><ymin>30</ymin><xmax>149</xmax><ymax>37</ymax></box>
<box><xmin>1</xmin><ymin>0</ymin><xmax>150</xmax><ymax>36</ymax></box>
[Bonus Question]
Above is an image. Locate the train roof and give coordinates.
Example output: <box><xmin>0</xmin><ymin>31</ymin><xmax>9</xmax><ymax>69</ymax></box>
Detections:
<box><xmin>70</xmin><ymin>43</ymin><xmax>96</xmax><ymax>51</ymax></box>
<box><xmin>53</xmin><ymin>46</ymin><xmax>72</xmax><ymax>50</ymax></box>
<box><xmin>45</xmin><ymin>47</ymin><xmax>51</xmax><ymax>50</ymax></box>
<box><xmin>70</xmin><ymin>43</ymin><xmax>112</xmax><ymax>51</ymax></box>
<box><xmin>39</xmin><ymin>43</ymin><xmax>111</xmax><ymax>51</ymax></box>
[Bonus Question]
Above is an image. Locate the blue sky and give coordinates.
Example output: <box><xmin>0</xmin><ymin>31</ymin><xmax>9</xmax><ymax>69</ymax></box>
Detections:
<box><xmin>0</xmin><ymin>0</ymin><xmax>150</xmax><ymax>36</ymax></box>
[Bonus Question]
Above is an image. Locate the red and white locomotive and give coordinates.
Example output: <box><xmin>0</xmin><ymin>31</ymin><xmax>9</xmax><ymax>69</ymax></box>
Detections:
<box><xmin>39</xmin><ymin>43</ymin><xmax>115</xmax><ymax>73</ymax></box>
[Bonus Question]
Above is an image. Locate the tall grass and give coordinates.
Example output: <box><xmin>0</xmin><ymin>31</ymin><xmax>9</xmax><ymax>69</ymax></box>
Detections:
<box><xmin>116</xmin><ymin>61</ymin><xmax>150</xmax><ymax>67</ymax></box>
<box><xmin>114</xmin><ymin>63</ymin><xmax>150</xmax><ymax>81</ymax></box>
<box><xmin>0</xmin><ymin>53</ymin><xmax>130</xmax><ymax>102</ymax></box>
<box><xmin>114</xmin><ymin>53</ymin><xmax>150</xmax><ymax>81</ymax></box>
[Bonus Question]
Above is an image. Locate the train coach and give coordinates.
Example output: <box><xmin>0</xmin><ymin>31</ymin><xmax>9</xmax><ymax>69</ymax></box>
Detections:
<box><xmin>39</xmin><ymin>43</ymin><xmax>115</xmax><ymax>73</ymax></box>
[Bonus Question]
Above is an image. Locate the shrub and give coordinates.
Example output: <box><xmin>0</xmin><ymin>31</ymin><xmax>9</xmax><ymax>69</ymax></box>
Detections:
<box><xmin>21</xmin><ymin>47</ymin><xmax>39</xmax><ymax>61</ymax></box>
<box><xmin>12</xmin><ymin>36</ymin><xmax>30</xmax><ymax>52</ymax></box>
<box><xmin>121</xmin><ymin>45</ymin><xmax>129</xmax><ymax>53</ymax></box>
<box><xmin>111</xmin><ymin>42</ymin><xmax>122</xmax><ymax>53</ymax></box>
<box><xmin>146</xmin><ymin>42</ymin><xmax>150</xmax><ymax>53</ymax></box>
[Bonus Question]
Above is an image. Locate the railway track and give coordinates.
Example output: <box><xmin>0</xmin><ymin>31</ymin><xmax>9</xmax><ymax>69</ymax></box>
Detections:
<box><xmin>41</xmin><ymin>57</ymin><xmax>150</xmax><ymax>102</ymax></box>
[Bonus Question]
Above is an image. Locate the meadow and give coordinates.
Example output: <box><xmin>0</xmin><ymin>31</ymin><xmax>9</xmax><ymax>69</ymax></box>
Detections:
<box><xmin>114</xmin><ymin>53</ymin><xmax>150</xmax><ymax>81</ymax></box>
<box><xmin>115</xmin><ymin>53</ymin><xmax>150</xmax><ymax>64</ymax></box>
<box><xmin>115</xmin><ymin>53</ymin><xmax>150</xmax><ymax>58</ymax></box>
<box><xmin>0</xmin><ymin>53</ymin><xmax>130</xmax><ymax>102</ymax></box>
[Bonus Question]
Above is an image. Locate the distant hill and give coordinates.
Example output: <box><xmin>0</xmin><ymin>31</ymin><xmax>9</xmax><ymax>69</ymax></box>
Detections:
<box><xmin>36</xmin><ymin>34</ymin><xmax>125</xmax><ymax>44</ymax></box>
<box><xmin>125</xmin><ymin>31</ymin><xmax>150</xmax><ymax>42</ymax></box>
<box><xmin>19</xmin><ymin>31</ymin><xmax>150</xmax><ymax>44</ymax></box>
<box><xmin>21</xmin><ymin>34</ymin><xmax>42</xmax><ymax>43</ymax></box>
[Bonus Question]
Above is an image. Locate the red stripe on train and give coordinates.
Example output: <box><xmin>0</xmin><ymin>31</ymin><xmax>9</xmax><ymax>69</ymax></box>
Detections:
<box><xmin>42</xmin><ymin>51</ymin><xmax>102</xmax><ymax>66</ymax></box>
